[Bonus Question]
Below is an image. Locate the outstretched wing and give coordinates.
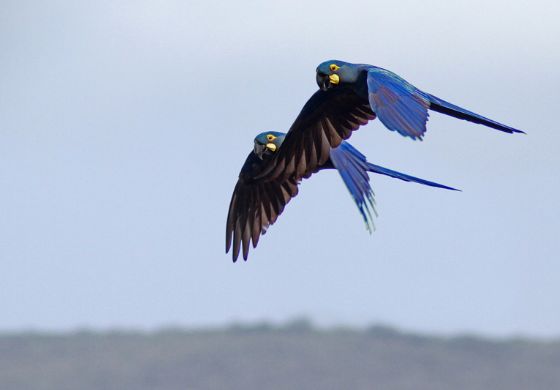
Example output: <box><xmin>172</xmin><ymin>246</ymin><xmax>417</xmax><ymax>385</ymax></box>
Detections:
<box><xmin>259</xmin><ymin>88</ymin><xmax>376</xmax><ymax>181</ymax></box>
<box><xmin>226</xmin><ymin>177</ymin><xmax>300</xmax><ymax>262</ymax></box>
<box><xmin>226</xmin><ymin>85</ymin><xmax>377</xmax><ymax>262</ymax></box>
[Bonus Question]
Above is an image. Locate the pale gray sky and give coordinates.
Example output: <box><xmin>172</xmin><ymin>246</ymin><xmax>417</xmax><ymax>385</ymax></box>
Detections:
<box><xmin>1</xmin><ymin>0</ymin><xmax>559</xmax><ymax>336</ymax></box>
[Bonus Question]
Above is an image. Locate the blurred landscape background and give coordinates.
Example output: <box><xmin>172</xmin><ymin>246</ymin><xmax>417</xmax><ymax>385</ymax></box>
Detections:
<box><xmin>2</xmin><ymin>320</ymin><xmax>560</xmax><ymax>389</ymax></box>
<box><xmin>1</xmin><ymin>0</ymin><xmax>559</xmax><ymax>388</ymax></box>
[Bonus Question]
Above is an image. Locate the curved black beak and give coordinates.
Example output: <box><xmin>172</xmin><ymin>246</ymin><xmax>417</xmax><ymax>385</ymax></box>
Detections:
<box><xmin>253</xmin><ymin>142</ymin><xmax>266</xmax><ymax>159</ymax></box>
<box><xmin>316</xmin><ymin>72</ymin><xmax>330</xmax><ymax>91</ymax></box>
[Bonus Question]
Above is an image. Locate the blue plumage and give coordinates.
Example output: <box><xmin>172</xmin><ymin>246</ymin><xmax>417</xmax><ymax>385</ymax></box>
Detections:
<box><xmin>330</xmin><ymin>140</ymin><xmax>457</xmax><ymax>231</ymax></box>
<box><xmin>425</xmin><ymin>93</ymin><xmax>523</xmax><ymax>134</ymax></box>
<box><xmin>226</xmin><ymin>60</ymin><xmax>523</xmax><ymax>261</ymax></box>
<box><xmin>316</xmin><ymin>60</ymin><xmax>524</xmax><ymax>140</ymax></box>
<box><xmin>366</xmin><ymin>68</ymin><xmax>431</xmax><ymax>139</ymax></box>
<box><xmin>329</xmin><ymin>142</ymin><xmax>377</xmax><ymax>232</ymax></box>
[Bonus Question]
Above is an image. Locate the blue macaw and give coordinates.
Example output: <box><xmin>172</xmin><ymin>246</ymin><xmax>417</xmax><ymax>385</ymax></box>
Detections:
<box><xmin>226</xmin><ymin>131</ymin><xmax>456</xmax><ymax>262</ymax></box>
<box><xmin>316</xmin><ymin>60</ymin><xmax>524</xmax><ymax>139</ymax></box>
<box><xmin>226</xmin><ymin>60</ymin><xmax>523</xmax><ymax>261</ymax></box>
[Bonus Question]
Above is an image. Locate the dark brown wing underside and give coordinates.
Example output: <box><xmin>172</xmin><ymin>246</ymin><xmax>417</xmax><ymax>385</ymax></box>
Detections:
<box><xmin>226</xmin><ymin>88</ymin><xmax>376</xmax><ymax>261</ymax></box>
<box><xmin>226</xmin><ymin>177</ymin><xmax>300</xmax><ymax>261</ymax></box>
<box><xmin>265</xmin><ymin>88</ymin><xmax>375</xmax><ymax>180</ymax></box>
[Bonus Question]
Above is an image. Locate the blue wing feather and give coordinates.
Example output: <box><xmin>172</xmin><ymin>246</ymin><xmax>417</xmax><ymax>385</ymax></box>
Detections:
<box><xmin>329</xmin><ymin>142</ymin><xmax>377</xmax><ymax>232</ymax></box>
<box><xmin>365</xmin><ymin>66</ymin><xmax>524</xmax><ymax>137</ymax></box>
<box><xmin>366</xmin><ymin>67</ymin><xmax>430</xmax><ymax>140</ymax></box>
<box><xmin>329</xmin><ymin>141</ymin><xmax>458</xmax><ymax>231</ymax></box>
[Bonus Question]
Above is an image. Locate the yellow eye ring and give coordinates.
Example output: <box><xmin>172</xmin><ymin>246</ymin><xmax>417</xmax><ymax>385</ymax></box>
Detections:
<box><xmin>266</xmin><ymin>134</ymin><xmax>276</xmax><ymax>142</ymax></box>
<box><xmin>329</xmin><ymin>64</ymin><xmax>340</xmax><ymax>72</ymax></box>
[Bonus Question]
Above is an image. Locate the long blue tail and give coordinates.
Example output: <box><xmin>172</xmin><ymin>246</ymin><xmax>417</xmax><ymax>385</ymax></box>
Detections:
<box><xmin>366</xmin><ymin>162</ymin><xmax>459</xmax><ymax>191</ymax></box>
<box><xmin>426</xmin><ymin>93</ymin><xmax>525</xmax><ymax>135</ymax></box>
<box><xmin>329</xmin><ymin>141</ymin><xmax>458</xmax><ymax>232</ymax></box>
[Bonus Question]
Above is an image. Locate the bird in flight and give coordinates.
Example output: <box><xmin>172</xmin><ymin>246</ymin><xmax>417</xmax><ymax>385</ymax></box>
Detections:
<box><xmin>226</xmin><ymin>60</ymin><xmax>524</xmax><ymax>262</ymax></box>
<box><xmin>226</xmin><ymin>132</ymin><xmax>456</xmax><ymax>261</ymax></box>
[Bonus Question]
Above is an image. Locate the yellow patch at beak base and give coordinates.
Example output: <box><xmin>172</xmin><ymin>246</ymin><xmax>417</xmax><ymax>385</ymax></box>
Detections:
<box><xmin>266</xmin><ymin>143</ymin><xmax>277</xmax><ymax>152</ymax></box>
<box><xmin>329</xmin><ymin>74</ymin><xmax>340</xmax><ymax>85</ymax></box>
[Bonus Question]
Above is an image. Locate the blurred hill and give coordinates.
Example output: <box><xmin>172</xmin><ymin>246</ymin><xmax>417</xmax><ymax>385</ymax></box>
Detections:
<box><xmin>1</xmin><ymin>320</ymin><xmax>559</xmax><ymax>390</ymax></box>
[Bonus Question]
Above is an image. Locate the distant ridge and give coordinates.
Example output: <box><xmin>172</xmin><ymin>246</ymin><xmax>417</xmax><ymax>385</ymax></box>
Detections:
<box><xmin>1</xmin><ymin>320</ymin><xmax>559</xmax><ymax>390</ymax></box>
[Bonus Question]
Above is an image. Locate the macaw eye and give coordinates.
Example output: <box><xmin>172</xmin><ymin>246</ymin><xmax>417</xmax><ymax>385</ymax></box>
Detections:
<box><xmin>267</xmin><ymin>134</ymin><xmax>276</xmax><ymax>142</ymax></box>
<box><xmin>330</xmin><ymin>64</ymin><xmax>340</xmax><ymax>72</ymax></box>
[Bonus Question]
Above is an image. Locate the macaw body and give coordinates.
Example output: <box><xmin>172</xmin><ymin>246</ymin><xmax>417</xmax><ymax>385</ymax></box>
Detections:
<box><xmin>227</xmin><ymin>132</ymin><xmax>456</xmax><ymax>261</ymax></box>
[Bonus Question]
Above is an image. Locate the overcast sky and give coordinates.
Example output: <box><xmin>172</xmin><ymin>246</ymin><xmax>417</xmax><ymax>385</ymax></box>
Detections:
<box><xmin>1</xmin><ymin>0</ymin><xmax>559</xmax><ymax>336</ymax></box>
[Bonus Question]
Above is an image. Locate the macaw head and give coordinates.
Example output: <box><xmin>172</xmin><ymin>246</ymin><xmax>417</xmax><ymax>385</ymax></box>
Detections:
<box><xmin>253</xmin><ymin>131</ymin><xmax>286</xmax><ymax>159</ymax></box>
<box><xmin>316</xmin><ymin>60</ymin><xmax>359</xmax><ymax>91</ymax></box>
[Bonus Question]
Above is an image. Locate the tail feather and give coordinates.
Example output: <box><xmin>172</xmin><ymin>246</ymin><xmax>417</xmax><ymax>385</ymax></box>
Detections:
<box><xmin>329</xmin><ymin>141</ymin><xmax>459</xmax><ymax>233</ymax></box>
<box><xmin>427</xmin><ymin>93</ymin><xmax>525</xmax><ymax>134</ymax></box>
<box><xmin>366</xmin><ymin>162</ymin><xmax>460</xmax><ymax>191</ymax></box>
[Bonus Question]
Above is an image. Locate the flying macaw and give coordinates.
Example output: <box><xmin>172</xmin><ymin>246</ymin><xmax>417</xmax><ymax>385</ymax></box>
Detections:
<box><xmin>315</xmin><ymin>60</ymin><xmax>524</xmax><ymax>140</ymax></box>
<box><xmin>226</xmin><ymin>131</ymin><xmax>456</xmax><ymax>262</ymax></box>
<box><xmin>226</xmin><ymin>60</ymin><xmax>523</xmax><ymax>262</ymax></box>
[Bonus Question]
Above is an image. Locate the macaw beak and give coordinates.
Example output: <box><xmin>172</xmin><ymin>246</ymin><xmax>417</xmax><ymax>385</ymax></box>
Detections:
<box><xmin>253</xmin><ymin>142</ymin><xmax>266</xmax><ymax>159</ymax></box>
<box><xmin>316</xmin><ymin>72</ymin><xmax>340</xmax><ymax>91</ymax></box>
<box><xmin>254</xmin><ymin>142</ymin><xmax>277</xmax><ymax>159</ymax></box>
<box><xmin>317</xmin><ymin>72</ymin><xmax>329</xmax><ymax>91</ymax></box>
